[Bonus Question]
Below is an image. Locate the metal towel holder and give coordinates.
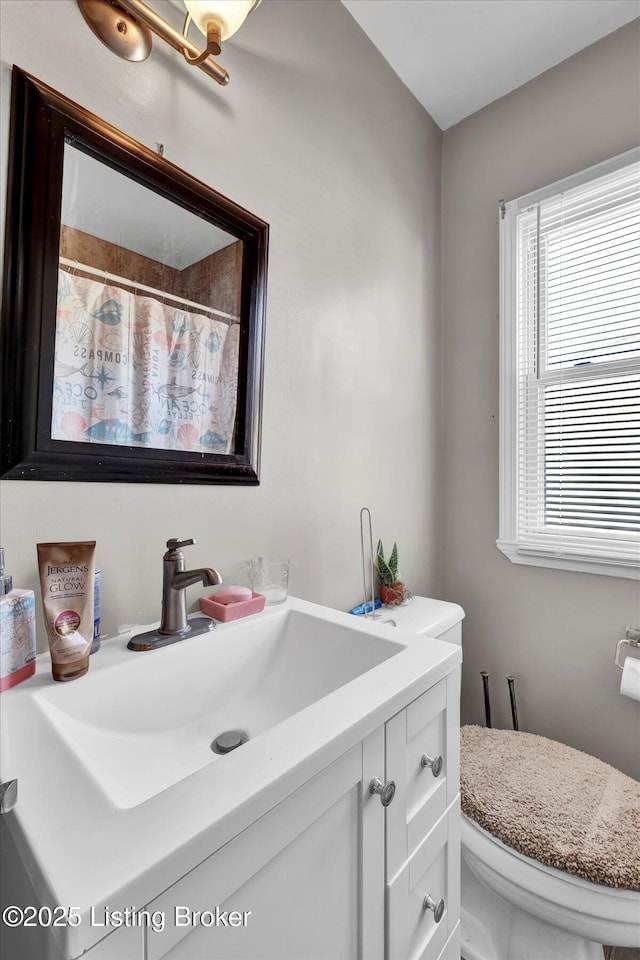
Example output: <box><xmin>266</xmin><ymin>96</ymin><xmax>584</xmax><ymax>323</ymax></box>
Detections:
<box><xmin>360</xmin><ymin>507</ymin><xmax>382</xmax><ymax>622</ymax></box>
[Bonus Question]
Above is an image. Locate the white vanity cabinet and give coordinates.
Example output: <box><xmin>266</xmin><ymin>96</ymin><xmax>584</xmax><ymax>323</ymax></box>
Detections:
<box><xmin>134</xmin><ymin>667</ymin><xmax>461</xmax><ymax>960</ymax></box>
<box><xmin>1</xmin><ymin>599</ymin><xmax>461</xmax><ymax>960</ymax></box>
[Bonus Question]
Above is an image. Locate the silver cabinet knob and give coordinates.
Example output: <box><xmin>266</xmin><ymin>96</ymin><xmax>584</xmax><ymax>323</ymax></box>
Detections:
<box><xmin>423</xmin><ymin>894</ymin><xmax>445</xmax><ymax>923</ymax></box>
<box><xmin>421</xmin><ymin>753</ymin><xmax>443</xmax><ymax>777</ymax></box>
<box><xmin>369</xmin><ymin>777</ymin><xmax>396</xmax><ymax>807</ymax></box>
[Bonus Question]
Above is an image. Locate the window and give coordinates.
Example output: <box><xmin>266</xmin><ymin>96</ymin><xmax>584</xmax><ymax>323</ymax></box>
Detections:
<box><xmin>498</xmin><ymin>149</ymin><xmax>640</xmax><ymax>579</ymax></box>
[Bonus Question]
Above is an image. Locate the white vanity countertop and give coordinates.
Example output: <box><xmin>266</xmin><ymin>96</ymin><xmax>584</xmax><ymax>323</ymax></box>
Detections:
<box><xmin>0</xmin><ymin>596</ymin><xmax>461</xmax><ymax>959</ymax></box>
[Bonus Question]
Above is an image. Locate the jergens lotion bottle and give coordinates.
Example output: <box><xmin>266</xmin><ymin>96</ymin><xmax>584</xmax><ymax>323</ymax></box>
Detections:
<box><xmin>37</xmin><ymin>542</ymin><xmax>96</xmax><ymax>681</ymax></box>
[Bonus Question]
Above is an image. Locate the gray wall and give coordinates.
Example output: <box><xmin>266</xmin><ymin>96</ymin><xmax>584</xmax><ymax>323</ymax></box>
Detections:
<box><xmin>441</xmin><ymin>21</ymin><xmax>640</xmax><ymax>778</ymax></box>
<box><xmin>0</xmin><ymin>1</ymin><xmax>442</xmax><ymax>635</ymax></box>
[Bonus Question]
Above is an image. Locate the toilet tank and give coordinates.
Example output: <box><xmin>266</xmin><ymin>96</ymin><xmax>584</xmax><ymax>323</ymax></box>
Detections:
<box><xmin>387</xmin><ymin>596</ymin><xmax>464</xmax><ymax>646</ymax></box>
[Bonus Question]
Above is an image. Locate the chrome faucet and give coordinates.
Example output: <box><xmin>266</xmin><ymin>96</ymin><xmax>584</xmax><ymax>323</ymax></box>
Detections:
<box><xmin>128</xmin><ymin>538</ymin><xmax>223</xmax><ymax>651</ymax></box>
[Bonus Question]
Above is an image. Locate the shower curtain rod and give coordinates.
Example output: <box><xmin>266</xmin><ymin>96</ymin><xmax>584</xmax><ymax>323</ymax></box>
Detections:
<box><xmin>58</xmin><ymin>257</ymin><xmax>239</xmax><ymax>324</ymax></box>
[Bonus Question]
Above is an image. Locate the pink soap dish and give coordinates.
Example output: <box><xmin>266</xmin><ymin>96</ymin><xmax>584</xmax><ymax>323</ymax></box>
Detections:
<box><xmin>200</xmin><ymin>591</ymin><xmax>266</xmax><ymax>622</ymax></box>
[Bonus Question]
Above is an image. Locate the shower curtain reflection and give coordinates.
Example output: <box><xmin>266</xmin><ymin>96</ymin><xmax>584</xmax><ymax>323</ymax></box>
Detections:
<box><xmin>53</xmin><ymin>268</ymin><xmax>239</xmax><ymax>454</ymax></box>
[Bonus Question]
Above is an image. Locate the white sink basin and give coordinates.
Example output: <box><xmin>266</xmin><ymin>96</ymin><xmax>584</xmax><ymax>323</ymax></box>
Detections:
<box><xmin>33</xmin><ymin>607</ymin><xmax>404</xmax><ymax>809</ymax></box>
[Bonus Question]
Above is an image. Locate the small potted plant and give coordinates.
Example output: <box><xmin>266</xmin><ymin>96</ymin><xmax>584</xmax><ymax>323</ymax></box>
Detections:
<box><xmin>375</xmin><ymin>540</ymin><xmax>404</xmax><ymax>606</ymax></box>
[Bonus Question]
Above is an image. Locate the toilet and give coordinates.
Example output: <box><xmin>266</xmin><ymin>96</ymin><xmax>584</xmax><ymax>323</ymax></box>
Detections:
<box><xmin>386</xmin><ymin>596</ymin><xmax>640</xmax><ymax>960</ymax></box>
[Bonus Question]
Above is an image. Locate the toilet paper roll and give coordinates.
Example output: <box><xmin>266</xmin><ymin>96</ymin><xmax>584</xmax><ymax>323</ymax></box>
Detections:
<box><xmin>620</xmin><ymin>656</ymin><xmax>640</xmax><ymax>702</ymax></box>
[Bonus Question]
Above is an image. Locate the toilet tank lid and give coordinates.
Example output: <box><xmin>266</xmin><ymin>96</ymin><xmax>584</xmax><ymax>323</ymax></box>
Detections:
<box><xmin>391</xmin><ymin>596</ymin><xmax>464</xmax><ymax>637</ymax></box>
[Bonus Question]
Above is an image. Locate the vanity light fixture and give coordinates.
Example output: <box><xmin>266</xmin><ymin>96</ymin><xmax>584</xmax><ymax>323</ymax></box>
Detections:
<box><xmin>77</xmin><ymin>0</ymin><xmax>261</xmax><ymax>85</ymax></box>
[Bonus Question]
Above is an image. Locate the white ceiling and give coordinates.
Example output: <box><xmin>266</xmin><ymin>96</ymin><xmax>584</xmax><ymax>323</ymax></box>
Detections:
<box><xmin>341</xmin><ymin>0</ymin><xmax>640</xmax><ymax>129</ymax></box>
<box><xmin>61</xmin><ymin>145</ymin><xmax>233</xmax><ymax>269</ymax></box>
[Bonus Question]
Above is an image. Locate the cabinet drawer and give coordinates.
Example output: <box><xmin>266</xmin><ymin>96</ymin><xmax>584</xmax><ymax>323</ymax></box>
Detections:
<box><xmin>386</xmin><ymin>668</ymin><xmax>460</xmax><ymax>877</ymax></box>
<box><xmin>406</xmin><ymin>680</ymin><xmax>447</xmax><ymax>820</ymax></box>
<box><xmin>386</xmin><ymin>802</ymin><xmax>460</xmax><ymax>960</ymax></box>
<box><xmin>433</xmin><ymin>920</ymin><xmax>460</xmax><ymax>960</ymax></box>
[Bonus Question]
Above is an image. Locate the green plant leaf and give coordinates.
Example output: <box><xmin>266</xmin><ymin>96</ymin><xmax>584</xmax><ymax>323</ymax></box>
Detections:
<box><xmin>378</xmin><ymin>559</ymin><xmax>394</xmax><ymax>585</ymax></box>
<box><xmin>375</xmin><ymin>539</ymin><xmax>396</xmax><ymax>586</ymax></box>
<box><xmin>389</xmin><ymin>542</ymin><xmax>398</xmax><ymax>580</ymax></box>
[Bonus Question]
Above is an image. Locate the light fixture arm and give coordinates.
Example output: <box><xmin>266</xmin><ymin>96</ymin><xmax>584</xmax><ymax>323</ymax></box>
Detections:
<box><xmin>182</xmin><ymin>12</ymin><xmax>222</xmax><ymax>63</ymax></box>
<box><xmin>116</xmin><ymin>0</ymin><xmax>229</xmax><ymax>85</ymax></box>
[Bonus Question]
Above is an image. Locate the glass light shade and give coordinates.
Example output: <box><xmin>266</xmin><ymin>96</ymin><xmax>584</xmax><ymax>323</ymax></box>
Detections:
<box><xmin>184</xmin><ymin>1</ymin><xmax>256</xmax><ymax>42</ymax></box>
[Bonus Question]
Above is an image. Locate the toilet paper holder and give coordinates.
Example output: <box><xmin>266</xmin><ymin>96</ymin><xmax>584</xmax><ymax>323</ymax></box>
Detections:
<box><xmin>615</xmin><ymin>627</ymin><xmax>640</xmax><ymax>669</ymax></box>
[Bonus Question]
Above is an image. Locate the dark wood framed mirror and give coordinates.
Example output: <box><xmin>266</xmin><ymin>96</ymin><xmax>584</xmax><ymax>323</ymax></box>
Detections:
<box><xmin>1</xmin><ymin>68</ymin><xmax>268</xmax><ymax>484</ymax></box>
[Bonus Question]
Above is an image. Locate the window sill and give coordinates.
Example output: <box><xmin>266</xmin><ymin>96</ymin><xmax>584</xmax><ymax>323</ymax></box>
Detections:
<box><xmin>496</xmin><ymin>539</ymin><xmax>640</xmax><ymax>580</ymax></box>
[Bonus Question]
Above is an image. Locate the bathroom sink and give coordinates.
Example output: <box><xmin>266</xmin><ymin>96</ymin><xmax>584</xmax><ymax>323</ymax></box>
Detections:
<box><xmin>33</xmin><ymin>606</ymin><xmax>404</xmax><ymax>809</ymax></box>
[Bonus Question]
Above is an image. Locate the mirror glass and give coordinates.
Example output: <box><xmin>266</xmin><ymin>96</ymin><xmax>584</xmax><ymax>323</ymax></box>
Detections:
<box><xmin>56</xmin><ymin>145</ymin><xmax>242</xmax><ymax>455</ymax></box>
<box><xmin>1</xmin><ymin>69</ymin><xmax>268</xmax><ymax>484</ymax></box>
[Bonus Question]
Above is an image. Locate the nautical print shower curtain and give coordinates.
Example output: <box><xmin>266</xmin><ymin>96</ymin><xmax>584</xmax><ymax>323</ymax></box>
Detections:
<box><xmin>53</xmin><ymin>270</ymin><xmax>239</xmax><ymax>455</ymax></box>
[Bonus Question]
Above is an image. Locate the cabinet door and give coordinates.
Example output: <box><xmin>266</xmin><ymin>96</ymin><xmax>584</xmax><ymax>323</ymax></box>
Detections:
<box><xmin>147</xmin><ymin>731</ymin><xmax>386</xmax><ymax>960</ymax></box>
<box><xmin>386</xmin><ymin>667</ymin><xmax>460</xmax><ymax>879</ymax></box>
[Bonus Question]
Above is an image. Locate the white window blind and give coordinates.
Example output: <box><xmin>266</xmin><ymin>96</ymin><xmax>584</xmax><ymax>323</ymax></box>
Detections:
<box><xmin>498</xmin><ymin>150</ymin><xmax>640</xmax><ymax>578</ymax></box>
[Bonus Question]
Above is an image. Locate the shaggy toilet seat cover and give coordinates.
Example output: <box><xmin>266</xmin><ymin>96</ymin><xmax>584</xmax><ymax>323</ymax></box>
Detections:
<box><xmin>460</xmin><ymin>725</ymin><xmax>640</xmax><ymax>890</ymax></box>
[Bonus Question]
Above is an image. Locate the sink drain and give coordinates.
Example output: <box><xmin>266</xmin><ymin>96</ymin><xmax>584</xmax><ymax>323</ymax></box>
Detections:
<box><xmin>211</xmin><ymin>730</ymin><xmax>249</xmax><ymax>755</ymax></box>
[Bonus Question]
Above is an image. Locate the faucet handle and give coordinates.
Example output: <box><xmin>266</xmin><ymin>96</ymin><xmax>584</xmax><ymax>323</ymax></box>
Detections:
<box><xmin>166</xmin><ymin>538</ymin><xmax>195</xmax><ymax>552</ymax></box>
